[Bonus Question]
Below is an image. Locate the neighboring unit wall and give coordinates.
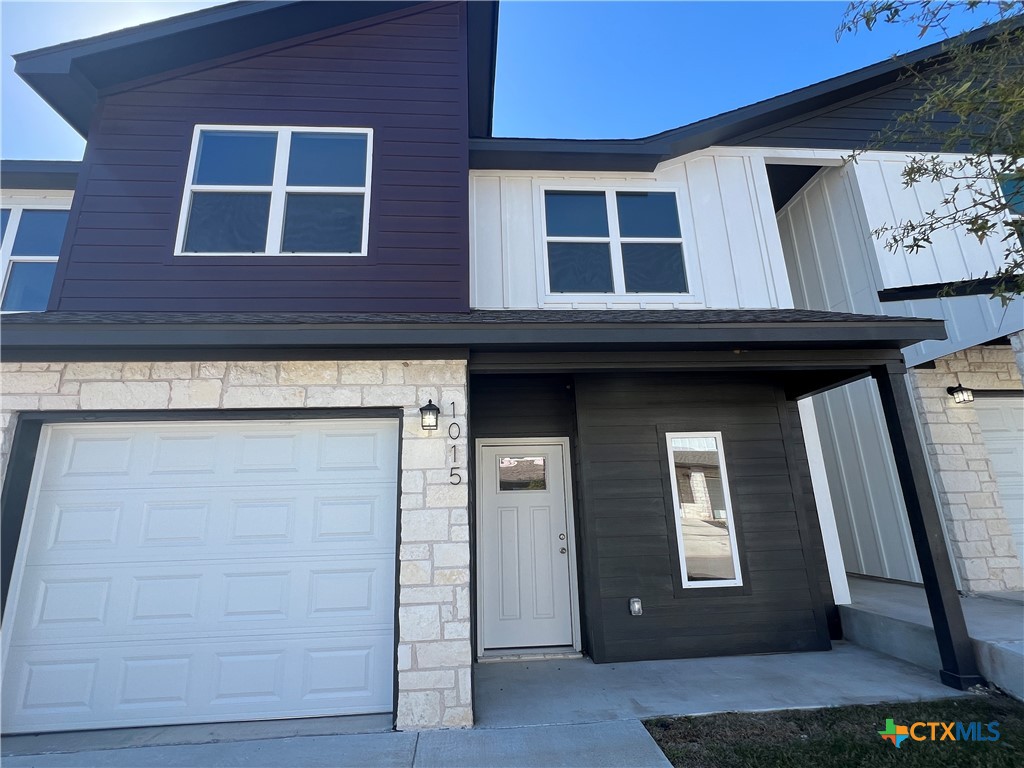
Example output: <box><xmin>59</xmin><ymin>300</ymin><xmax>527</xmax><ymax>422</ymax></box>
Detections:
<box><xmin>470</xmin><ymin>148</ymin><xmax>790</xmax><ymax>310</ymax></box>
<box><xmin>0</xmin><ymin>359</ymin><xmax>473</xmax><ymax>730</ymax></box>
<box><xmin>852</xmin><ymin>152</ymin><xmax>1023</xmax><ymax>366</ymax></box>
<box><xmin>49</xmin><ymin>2</ymin><xmax>469</xmax><ymax>312</ymax></box>
<box><xmin>910</xmin><ymin>348</ymin><xmax>1024</xmax><ymax>592</ymax></box>
<box><xmin>778</xmin><ymin>163</ymin><xmax>921</xmax><ymax>582</ymax></box>
<box><xmin>779</xmin><ymin>160</ymin><xmax>1024</xmax><ymax>590</ymax></box>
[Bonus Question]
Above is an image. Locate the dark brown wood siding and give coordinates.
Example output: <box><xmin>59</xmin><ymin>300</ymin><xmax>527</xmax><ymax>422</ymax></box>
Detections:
<box><xmin>470</xmin><ymin>374</ymin><xmax>575</xmax><ymax>440</ymax></box>
<box><xmin>469</xmin><ymin>372</ymin><xmax>833</xmax><ymax>663</ymax></box>
<box><xmin>573</xmin><ymin>373</ymin><xmax>831</xmax><ymax>663</ymax></box>
<box><xmin>49</xmin><ymin>2</ymin><xmax>469</xmax><ymax>312</ymax></box>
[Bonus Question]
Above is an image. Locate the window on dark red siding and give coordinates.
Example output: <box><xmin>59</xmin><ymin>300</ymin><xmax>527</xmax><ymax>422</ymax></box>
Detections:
<box><xmin>178</xmin><ymin>126</ymin><xmax>372</xmax><ymax>257</ymax></box>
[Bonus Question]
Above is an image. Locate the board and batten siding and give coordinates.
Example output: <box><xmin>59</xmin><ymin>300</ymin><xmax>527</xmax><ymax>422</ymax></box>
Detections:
<box><xmin>573</xmin><ymin>374</ymin><xmax>831</xmax><ymax>662</ymax></box>
<box><xmin>469</xmin><ymin>150</ymin><xmax>791</xmax><ymax>310</ymax></box>
<box><xmin>48</xmin><ymin>2</ymin><xmax>469</xmax><ymax>312</ymax></box>
<box><xmin>777</xmin><ymin>162</ymin><xmax>923</xmax><ymax>583</ymax></box>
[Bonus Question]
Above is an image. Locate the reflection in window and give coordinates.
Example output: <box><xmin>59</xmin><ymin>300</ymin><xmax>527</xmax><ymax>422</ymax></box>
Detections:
<box><xmin>1</xmin><ymin>261</ymin><xmax>58</xmax><ymax>311</ymax></box>
<box><xmin>498</xmin><ymin>456</ymin><xmax>547</xmax><ymax>491</ymax></box>
<box><xmin>179</xmin><ymin>126</ymin><xmax>371</xmax><ymax>255</ymax></box>
<box><xmin>665</xmin><ymin>432</ymin><xmax>741</xmax><ymax>587</ymax></box>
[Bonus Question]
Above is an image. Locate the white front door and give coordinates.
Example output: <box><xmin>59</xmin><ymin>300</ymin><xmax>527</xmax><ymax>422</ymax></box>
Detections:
<box><xmin>975</xmin><ymin>397</ymin><xmax>1024</xmax><ymax>562</ymax></box>
<box><xmin>2</xmin><ymin>419</ymin><xmax>399</xmax><ymax>734</ymax></box>
<box><xmin>478</xmin><ymin>441</ymin><xmax>577</xmax><ymax>651</ymax></box>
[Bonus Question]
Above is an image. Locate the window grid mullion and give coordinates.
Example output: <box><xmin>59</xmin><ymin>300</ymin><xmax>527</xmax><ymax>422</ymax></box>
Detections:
<box><xmin>606</xmin><ymin>191</ymin><xmax>626</xmax><ymax>293</ymax></box>
<box><xmin>264</xmin><ymin>128</ymin><xmax>292</xmax><ymax>255</ymax></box>
<box><xmin>620</xmin><ymin>237</ymin><xmax>684</xmax><ymax>244</ymax></box>
<box><xmin>0</xmin><ymin>207</ymin><xmax>25</xmax><ymax>302</ymax></box>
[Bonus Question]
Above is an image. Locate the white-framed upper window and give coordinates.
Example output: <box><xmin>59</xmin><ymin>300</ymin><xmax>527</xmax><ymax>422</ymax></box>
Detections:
<box><xmin>1</xmin><ymin>199</ymin><xmax>71</xmax><ymax>312</ymax></box>
<box><xmin>664</xmin><ymin>431</ymin><xmax>742</xmax><ymax>588</ymax></box>
<box><xmin>541</xmin><ymin>187</ymin><xmax>689</xmax><ymax>295</ymax></box>
<box><xmin>175</xmin><ymin>125</ymin><xmax>373</xmax><ymax>257</ymax></box>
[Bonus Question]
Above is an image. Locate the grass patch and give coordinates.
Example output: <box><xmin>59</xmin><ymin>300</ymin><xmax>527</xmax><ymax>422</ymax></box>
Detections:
<box><xmin>644</xmin><ymin>693</ymin><xmax>1023</xmax><ymax>768</ymax></box>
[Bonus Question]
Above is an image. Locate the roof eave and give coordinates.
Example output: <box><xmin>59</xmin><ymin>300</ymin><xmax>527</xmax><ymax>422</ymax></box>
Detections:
<box><xmin>14</xmin><ymin>1</ymin><xmax>499</xmax><ymax>139</ymax></box>
<box><xmin>0</xmin><ymin>317</ymin><xmax>946</xmax><ymax>362</ymax></box>
<box><xmin>1</xmin><ymin>160</ymin><xmax>82</xmax><ymax>190</ymax></box>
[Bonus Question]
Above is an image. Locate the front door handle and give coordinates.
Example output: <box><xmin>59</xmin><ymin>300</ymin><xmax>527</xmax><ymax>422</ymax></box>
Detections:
<box><xmin>560</xmin><ymin>547</ymin><xmax>567</xmax><ymax>554</ymax></box>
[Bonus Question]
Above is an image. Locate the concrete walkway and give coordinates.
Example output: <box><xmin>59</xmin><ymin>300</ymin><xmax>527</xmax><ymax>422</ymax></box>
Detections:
<box><xmin>3</xmin><ymin>643</ymin><xmax>967</xmax><ymax>768</ymax></box>
<box><xmin>841</xmin><ymin>576</ymin><xmax>1024</xmax><ymax>699</ymax></box>
<box><xmin>2</xmin><ymin>722</ymin><xmax>671</xmax><ymax>768</ymax></box>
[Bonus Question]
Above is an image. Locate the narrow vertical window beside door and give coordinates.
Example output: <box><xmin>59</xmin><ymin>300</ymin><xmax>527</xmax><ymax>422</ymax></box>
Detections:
<box><xmin>665</xmin><ymin>432</ymin><xmax>742</xmax><ymax>587</ymax></box>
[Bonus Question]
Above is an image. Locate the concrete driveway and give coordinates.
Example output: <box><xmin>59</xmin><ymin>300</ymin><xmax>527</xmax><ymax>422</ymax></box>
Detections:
<box><xmin>3</xmin><ymin>643</ymin><xmax>968</xmax><ymax>768</ymax></box>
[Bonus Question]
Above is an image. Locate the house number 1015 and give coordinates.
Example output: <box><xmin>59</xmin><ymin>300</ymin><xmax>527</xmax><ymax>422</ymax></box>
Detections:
<box><xmin>448</xmin><ymin>401</ymin><xmax>463</xmax><ymax>485</ymax></box>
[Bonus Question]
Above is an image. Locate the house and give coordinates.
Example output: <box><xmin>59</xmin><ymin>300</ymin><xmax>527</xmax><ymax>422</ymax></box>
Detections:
<box><xmin>1</xmin><ymin>0</ymin><xmax>1014</xmax><ymax>736</ymax></box>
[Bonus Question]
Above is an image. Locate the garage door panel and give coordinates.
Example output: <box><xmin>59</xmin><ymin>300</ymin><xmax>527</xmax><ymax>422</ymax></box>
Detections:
<box><xmin>975</xmin><ymin>398</ymin><xmax>1024</xmax><ymax>562</ymax></box>
<box><xmin>11</xmin><ymin>556</ymin><xmax>395</xmax><ymax>644</ymax></box>
<box><xmin>2</xmin><ymin>631</ymin><xmax>393</xmax><ymax>731</ymax></box>
<box><xmin>26</xmin><ymin>484</ymin><xmax>397</xmax><ymax>566</ymax></box>
<box><xmin>3</xmin><ymin>419</ymin><xmax>399</xmax><ymax>734</ymax></box>
<box><xmin>37</xmin><ymin>420</ymin><xmax>398</xmax><ymax>492</ymax></box>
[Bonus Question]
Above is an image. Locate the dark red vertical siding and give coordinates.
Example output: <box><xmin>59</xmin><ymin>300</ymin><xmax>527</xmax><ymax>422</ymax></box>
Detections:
<box><xmin>49</xmin><ymin>2</ymin><xmax>470</xmax><ymax>312</ymax></box>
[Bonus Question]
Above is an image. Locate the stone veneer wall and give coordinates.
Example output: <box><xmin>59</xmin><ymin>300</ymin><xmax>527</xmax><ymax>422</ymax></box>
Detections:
<box><xmin>909</xmin><ymin>344</ymin><xmax>1024</xmax><ymax>592</ymax></box>
<box><xmin>0</xmin><ymin>360</ymin><xmax>472</xmax><ymax>730</ymax></box>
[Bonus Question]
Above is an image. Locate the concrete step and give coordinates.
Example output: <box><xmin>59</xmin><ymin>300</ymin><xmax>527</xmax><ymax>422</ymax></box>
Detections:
<box><xmin>840</xmin><ymin>602</ymin><xmax>1024</xmax><ymax>700</ymax></box>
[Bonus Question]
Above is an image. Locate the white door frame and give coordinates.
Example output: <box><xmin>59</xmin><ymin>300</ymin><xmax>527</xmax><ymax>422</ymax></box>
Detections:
<box><xmin>475</xmin><ymin>437</ymin><xmax>582</xmax><ymax>655</ymax></box>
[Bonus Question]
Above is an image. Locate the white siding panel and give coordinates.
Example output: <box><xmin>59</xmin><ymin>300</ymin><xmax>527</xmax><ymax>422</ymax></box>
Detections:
<box><xmin>778</xmin><ymin>165</ymin><xmax>922</xmax><ymax>582</ymax></box>
<box><xmin>679</xmin><ymin>156</ymin><xmax>738</xmax><ymax>308</ymax></box>
<box><xmin>471</xmin><ymin>175</ymin><xmax>504</xmax><ymax>310</ymax></box>
<box><xmin>468</xmin><ymin>149</ymin><xmax>784</xmax><ymax>310</ymax></box>
<box><xmin>503</xmin><ymin>176</ymin><xmax>538</xmax><ymax>309</ymax></box>
<box><xmin>854</xmin><ymin>153</ymin><xmax>1007</xmax><ymax>287</ymax></box>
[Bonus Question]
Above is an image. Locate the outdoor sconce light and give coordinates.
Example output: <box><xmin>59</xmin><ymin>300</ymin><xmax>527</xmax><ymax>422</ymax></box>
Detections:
<box><xmin>419</xmin><ymin>399</ymin><xmax>440</xmax><ymax>430</ymax></box>
<box><xmin>629</xmin><ymin>597</ymin><xmax>643</xmax><ymax>616</ymax></box>
<box><xmin>947</xmin><ymin>385</ymin><xmax>974</xmax><ymax>404</ymax></box>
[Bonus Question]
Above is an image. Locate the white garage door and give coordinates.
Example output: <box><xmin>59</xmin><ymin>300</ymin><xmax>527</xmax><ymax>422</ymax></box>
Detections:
<box><xmin>975</xmin><ymin>397</ymin><xmax>1024</xmax><ymax>563</ymax></box>
<box><xmin>1</xmin><ymin>419</ymin><xmax>399</xmax><ymax>734</ymax></box>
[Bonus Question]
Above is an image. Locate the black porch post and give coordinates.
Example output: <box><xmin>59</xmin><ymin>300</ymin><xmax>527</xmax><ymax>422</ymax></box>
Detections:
<box><xmin>871</xmin><ymin>364</ymin><xmax>983</xmax><ymax>689</ymax></box>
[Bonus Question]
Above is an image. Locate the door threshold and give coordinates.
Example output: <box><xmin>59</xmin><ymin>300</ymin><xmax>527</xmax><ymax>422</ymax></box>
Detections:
<box><xmin>477</xmin><ymin>647</ymin><xmax>583</xmax><ymax>663</ymax></box>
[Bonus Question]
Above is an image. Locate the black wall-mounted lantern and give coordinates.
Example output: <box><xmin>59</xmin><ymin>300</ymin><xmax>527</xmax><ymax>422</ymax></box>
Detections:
<box><xmin>947</xmin><ymin>385</ymin><xmax>974</xmax><ymax>404</ymax></box>
<box><xmin>419</xmin><ymin>399</ymin><xmax>440</xmax><ymax>430</ymax></box>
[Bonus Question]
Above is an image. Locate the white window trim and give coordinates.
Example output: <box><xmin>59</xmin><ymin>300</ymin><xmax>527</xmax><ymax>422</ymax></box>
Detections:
<box><xmin>174</xmin><ymin>125</ymin><xmax>373</xmax><ymax>258</ymax></box>
<box><xmin>664</xmin><ymin>430</ymin><xmax>743</xmax><ymax>589</ymax></box>
<box><xmin>535</xmin><ymin>181</ymin><xmax>700</xmax><ymax>303</ymax></box>
<box><xmin>0</xmin><ymin>193</ymin><xmax>73</xmax><ymax>314</ymax></box>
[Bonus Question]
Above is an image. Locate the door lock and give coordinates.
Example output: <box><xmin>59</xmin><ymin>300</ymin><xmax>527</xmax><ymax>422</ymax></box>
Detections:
<box><xmin>558</xmin><ymin>533</ymin><xmax>566</xmax><ymax>541</ymax></box>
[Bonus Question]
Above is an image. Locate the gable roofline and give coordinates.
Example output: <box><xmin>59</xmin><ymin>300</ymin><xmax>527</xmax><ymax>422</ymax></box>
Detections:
<box><xmin>1</xmin><ymin>160</ymin><xmax>81</xmax><ymax>190</ymax></box>
<box><xmin>470</xmin><ymin>16</ymin><xmax>1023</xmax><ymax>171</ymax></box>
<box><xmin>15</xmin><ymin>0</ymin><xmax>499</xmax><ymax>139</ymax></box>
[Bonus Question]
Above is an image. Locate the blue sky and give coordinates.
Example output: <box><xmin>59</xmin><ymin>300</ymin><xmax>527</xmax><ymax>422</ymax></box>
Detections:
<box><xmin>1</xmin><ymin>0</ymin><xmax>982</xmax><ymax>159</ymax></box>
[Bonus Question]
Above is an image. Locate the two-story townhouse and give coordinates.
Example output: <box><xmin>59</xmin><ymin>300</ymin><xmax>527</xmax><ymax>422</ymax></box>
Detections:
<box><xmin>0</xmin><ymin>0</ymin><xmax>1002</xmax><ymax>736</ymax></box>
